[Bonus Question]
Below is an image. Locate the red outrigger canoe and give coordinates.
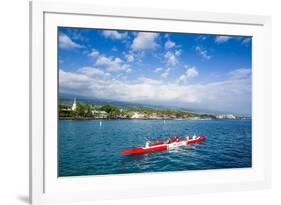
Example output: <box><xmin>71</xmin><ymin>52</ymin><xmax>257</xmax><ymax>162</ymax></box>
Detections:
<box><xmin>121</xmin><ymin>135</ymin><xmax>207</xmax><ymax>155</ymax></box>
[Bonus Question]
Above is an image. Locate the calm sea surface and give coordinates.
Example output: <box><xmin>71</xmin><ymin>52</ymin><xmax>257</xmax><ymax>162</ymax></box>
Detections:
<box><xmin>58</xmin><ymin>119</ymin><xmax>252</xmax><ymax>176</ymax></box>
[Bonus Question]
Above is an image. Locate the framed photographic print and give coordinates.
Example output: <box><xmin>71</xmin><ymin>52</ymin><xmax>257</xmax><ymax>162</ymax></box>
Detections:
<box><xmin>30</xmin><ymin>1</ymin><xmax>272</xmax><ymax>204</ymax></box>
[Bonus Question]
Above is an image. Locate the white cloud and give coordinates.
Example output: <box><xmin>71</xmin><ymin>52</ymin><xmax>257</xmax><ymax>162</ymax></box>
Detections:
<box><xmin>195</xmin><ymin>46</ymin><xmax>211</xmax><ymax>60</ymax></box>
<box><xmin>241</xmin><ymin>38</ymin><xmax>251</xmax><ymax>45</ymax></box>
<box><xmin>154</xmin><ymin>67</ymin><xmax>163</xmax><ymax>73</ymax></box>
<box><xmin>165</xmin><ymin>50</ymin><xmax>181</xmax><ymax>66</ymax></box>
<box><xmin>95</xmin><ymin>55</ymin><xmax>130</xmax><ymax>72</ymax></box>
<box><xmin>229</xmin><ymin>68</ymin><xmax>251</xmax><ymax>79</ymax></box>
<box><xmin>178</xmin><ymin>67</ymin><xmax>199</xmax><ymax>83</ymax></box>
<box><xmin>175</xmin><ymin>50</ymin><xmax>182</xmax><ymax>56</ymax></box>
<box><xmin>59</xmin><ymin>69</ymin><xmax>91</xmax><ymax>94</ymax></box>
<box><xmin>78</xmin><ymin>67</ymin><xmax>110</xmax><ymax>78</ymax></box>
<box><xmin>59</xmin><ymin>33</ymin><xmax>83</xmax><ymax>49</ymax></box>
<box><xmin>138</xmin><ymin>77</ymin><xmax>162</xmax><ymax>85</ymax></box>
<box><xmin>102</xmin><ymin>30</ymin><xmax>127</xmax><ymax>40</ymax></box>
<box><xmin>88</xmin><ymin>49</ymin><xmax>99</xmax><ymax>58</ymax></box>
<box><xmin>88</xmin><ymin>48</ymin><xmax>131</xmax><ymax>73</ymax></box>
<box><xmin>165</xmin><ymin>40</ymin><xmax>175</xmax><ymax>49</ymax></box>
<box><xmin>131</xmin><ymin>32</ymin><xmax>159</xmax><ymax>51</ymax></box>
<box><xmin>124</xmin><ymin>51</ymin><xmax>144</xmax><ymax>63</ymax></box>
<box><xmin>125</xmin><ymin>54</ymin><xmax>135</xmax><ymax>62</ymax></box>
<box><xmin>197</xmin><ymin>35</ymin><xmax>208</xmax><ymax>41</ymax></box>
<box><xmin>161</xmin><ymin>68</ymin><xmax>171</xmax><ymax>78</ymax></box>
<box><xmin>59</xmin><ymin>69</ymin><xmax>251</xmax><ymax>114</ymax></box>
<box><xmin>215</xmin><ymin>36</ymin><xmax>232</xmax><ymax>44</ymax></box>
<box><xmin>126</xmin><ymin>68</ymin><xmax>132</xmax><ymax>73</ymax></box>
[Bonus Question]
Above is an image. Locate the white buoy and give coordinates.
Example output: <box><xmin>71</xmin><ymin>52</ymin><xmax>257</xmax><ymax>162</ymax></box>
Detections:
<box><xmin>164</xmin><ymin>120</ymin><xmax>166</xmax><ymax>124</ymax></box>
<box><xmin>99</xmin><ymin>120</ymin><xmax>102</xmax><ymax>127</ymax></box>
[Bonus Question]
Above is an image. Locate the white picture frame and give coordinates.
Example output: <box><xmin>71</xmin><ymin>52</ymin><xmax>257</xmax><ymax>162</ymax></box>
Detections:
<box><xmin>30</xmin><ymin>1</ymin><xmax>272</xmax><ymax>204</ymax></box>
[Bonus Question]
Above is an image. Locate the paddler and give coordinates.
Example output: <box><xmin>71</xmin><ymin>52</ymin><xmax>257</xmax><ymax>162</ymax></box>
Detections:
<box><xmin>145</xmin><ymin>141</ymin><xmax>150</xmax><ymax>148</ymax></box>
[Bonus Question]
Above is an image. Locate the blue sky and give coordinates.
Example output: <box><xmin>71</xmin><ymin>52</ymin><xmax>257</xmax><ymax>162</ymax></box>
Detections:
<box><xmin>59</xmin><ymin>27</ymin><xmax>252</xmax><ymax>115</ymax></box>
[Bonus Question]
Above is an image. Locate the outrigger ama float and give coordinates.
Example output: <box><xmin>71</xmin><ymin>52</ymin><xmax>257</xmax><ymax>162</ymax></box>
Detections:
<box><xmin>121</xmin><ymin>135</ymin><xmax>207</xmax><ymax>155</ymax></box>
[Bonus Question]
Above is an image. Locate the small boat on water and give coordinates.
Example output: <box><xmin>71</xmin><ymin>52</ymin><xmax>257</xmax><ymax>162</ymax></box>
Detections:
<box><xmin>121</xmin><ymin>135</ymin><xmax>207</xmax><ymax>155</ymax></box>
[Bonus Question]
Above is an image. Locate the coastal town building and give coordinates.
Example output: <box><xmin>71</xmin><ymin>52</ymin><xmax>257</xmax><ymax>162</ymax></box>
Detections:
<box><xmin>92</xmin><ymin>110</ymin><xmax>108</xmax><ymax>118</ymax></box>
<box><xmin>131</xmin><ymin>112</ymin><xmax>145</xmax><ymax>119</ymax></box>
<box><xmin>216</xmin><ymin>114</ymin><xmax>236</xmax><ymax>119</ymax></box>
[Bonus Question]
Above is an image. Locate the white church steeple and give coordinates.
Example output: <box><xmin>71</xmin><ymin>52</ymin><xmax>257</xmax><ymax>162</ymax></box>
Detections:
<box><xmin>72</xmin><ymin>98</ymin><xmax>77</xmax><ymax>111</ymax></box>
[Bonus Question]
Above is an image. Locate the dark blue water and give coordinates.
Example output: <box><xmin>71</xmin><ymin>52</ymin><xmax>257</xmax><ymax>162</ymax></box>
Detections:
<box><xmin>58</xmin><ymin>120</ymin><xmax>252</xmax><ymax>177</ymax></box>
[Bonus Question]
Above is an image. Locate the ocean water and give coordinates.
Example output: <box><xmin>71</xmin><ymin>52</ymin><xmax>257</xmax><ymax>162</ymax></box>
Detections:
<box><xmin>58</xmin><ymin>119</ymin><xmax>252</xmax><ymax>177</ymax></box>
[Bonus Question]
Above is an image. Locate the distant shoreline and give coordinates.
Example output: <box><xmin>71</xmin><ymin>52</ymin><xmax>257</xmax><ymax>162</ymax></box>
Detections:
<box><xmin>59</xmin><ymin>101</ymin><xmax>251</xmax><ymax>121</ymax></box>
<box><xmin>59</xmin><ymin>117</ymin><xmax>251</xmax><ymax>121</ymax></box>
